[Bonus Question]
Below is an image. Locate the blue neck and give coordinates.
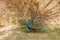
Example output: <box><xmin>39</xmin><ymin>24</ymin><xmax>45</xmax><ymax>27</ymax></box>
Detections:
<box><xmin>28</xmin><ymin>20</ymin><xmax>30</xmax><ymax>23</ymax></box>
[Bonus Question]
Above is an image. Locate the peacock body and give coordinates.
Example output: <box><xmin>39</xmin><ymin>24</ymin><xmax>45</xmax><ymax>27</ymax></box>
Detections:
<box><xmin>27</xmin><ymin>20</ymin><xmax>32</xmax><ymax>30</ymax></box>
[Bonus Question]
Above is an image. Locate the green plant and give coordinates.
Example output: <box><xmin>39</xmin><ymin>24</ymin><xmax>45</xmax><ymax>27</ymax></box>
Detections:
<box><xmin>38</xmin><ymin>26</ymin><xmax>52</xmax><ymax>33</ymax></box>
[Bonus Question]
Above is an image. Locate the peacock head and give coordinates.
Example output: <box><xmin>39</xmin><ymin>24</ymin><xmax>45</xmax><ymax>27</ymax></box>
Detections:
<box><xmin>28</xmin><ymin>20</ymin><xmax>30</xmax><ymax>23</ymax></box>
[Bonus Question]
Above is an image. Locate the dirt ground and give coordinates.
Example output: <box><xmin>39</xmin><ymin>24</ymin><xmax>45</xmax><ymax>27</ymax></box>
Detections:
<box><xmin>0</xmin><ymin>27</ymin><xmax>60</xmax><ymax>40</ymax></box>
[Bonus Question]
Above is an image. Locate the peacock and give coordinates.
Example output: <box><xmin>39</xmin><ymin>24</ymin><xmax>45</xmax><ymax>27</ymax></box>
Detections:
<box><xmin>27</xmin><ymin>20</ymin><xmax>38</xmax><ymax>32</ymax></box>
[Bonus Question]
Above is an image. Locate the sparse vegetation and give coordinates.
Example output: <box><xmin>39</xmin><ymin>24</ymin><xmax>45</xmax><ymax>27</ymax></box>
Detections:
<box><xmin>19</xmin><ymin>21</ymin><xmax>52</xmax><ymax>33</ymax></box>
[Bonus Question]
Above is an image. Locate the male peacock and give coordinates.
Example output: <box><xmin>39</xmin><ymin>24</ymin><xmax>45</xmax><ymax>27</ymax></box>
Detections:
<box><xmin>27</xmin><ymin>20</ymin><xmax>37</xmax><ymax>32</ymax></box>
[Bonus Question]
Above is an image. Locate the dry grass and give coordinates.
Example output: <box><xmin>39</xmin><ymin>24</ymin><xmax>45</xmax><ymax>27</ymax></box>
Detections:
<box><xmin>0</xmin><ymin>25</ymin><xmax>60</xmax><ymax>40</ymax></box>
<box><xmin>12</xmin><ymin>29</ymin><xmax>60</xmax><ymax>40</ymax></box>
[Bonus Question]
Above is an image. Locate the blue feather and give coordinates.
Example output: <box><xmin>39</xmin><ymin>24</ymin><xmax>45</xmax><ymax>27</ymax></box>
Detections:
<box><xmin>27</xmin><ymin>20</ymin><xmax>38</xmax><ymax>32</ymax></box>
<box><xmin>27</xmin><ymin>20</ymin><xmax>32</xmax><ymax>30</ymax></box>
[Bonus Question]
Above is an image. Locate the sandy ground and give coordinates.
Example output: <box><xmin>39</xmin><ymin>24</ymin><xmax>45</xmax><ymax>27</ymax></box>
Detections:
<box><xmin>0</xmin><ymin>26</ymin><xmax>60</xmax><ymax>40</ymax></box>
